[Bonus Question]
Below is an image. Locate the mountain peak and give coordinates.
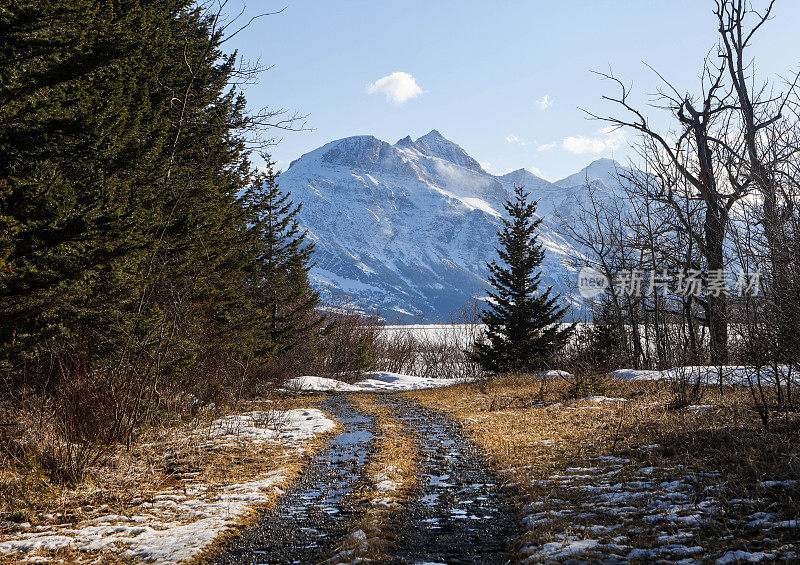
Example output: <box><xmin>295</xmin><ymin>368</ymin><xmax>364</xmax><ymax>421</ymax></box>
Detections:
<box><xmin>315</xmin><ymin>134</ymin><xmax>416</xmax><ymax>175</ymax></box>
<box><xmin>395</xmin><ymin>135</ymin><xmax>415</xmax><ymax>148</ymax></box>
<box><xmin>418</xmin><ymin>129</ymin><xmax>445</xmax><ymax>140</ymax></box>
<box><xmin>412</xmin><ymin>130</ymin><xmax>484</xmax><ymax>173</ymax></box>
<box><xmin>586</xmin><ymin>157</ymin><xmax>620</xmax><ymax>170</ymax></box>
<box><xmin>554</xmin><ymin>158</ymin><xmax>625</xmax><ymax>188</ymax></box>
<box><xmin>499</xmin><ymin>168</ymin><xmax>556</xmax><ymax>192</ymax></box>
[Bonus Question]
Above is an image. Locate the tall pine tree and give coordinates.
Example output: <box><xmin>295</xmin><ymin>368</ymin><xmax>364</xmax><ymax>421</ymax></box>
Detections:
<box><xmin>0</xmin><ymin>0</ymin><xmax>319</xmax><ymax>407</ymax></box>
<box><xmin>471</xmin><ymin>186</ymin><xmax>573</xmax><ymax>374</ymax></box>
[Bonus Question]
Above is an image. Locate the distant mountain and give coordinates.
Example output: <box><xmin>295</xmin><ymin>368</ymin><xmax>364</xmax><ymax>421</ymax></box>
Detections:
<box><xmin>278</xmin><ymin>130</ymin><xmax>628</xmax><ymax>321</ymax></box>
<box><xmin>554</xmin><ymin>157</ymin><xmax>625</xmax><ymax>189</ymax></box>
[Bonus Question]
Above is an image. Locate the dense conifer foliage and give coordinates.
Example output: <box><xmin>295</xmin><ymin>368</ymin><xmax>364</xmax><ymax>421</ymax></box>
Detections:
<box><xmin>471</xmin><ymin>186</ymin><xmax>573</xmax><ymax>373</ymax></box>
<box><xmin>0</xmin><ymin>1</ymin><xmax>319</xmax><ymax>462</ymax></box>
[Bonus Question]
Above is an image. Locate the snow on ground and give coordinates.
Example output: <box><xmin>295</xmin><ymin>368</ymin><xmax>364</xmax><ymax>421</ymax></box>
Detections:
<box><xmin>283</xmin><ymin>375</ymin><xmax>364</xmax><ymax>392</ymax></box>
<box><xmin>610</xmin><ymin>365</ymin><xmax>794</xmax><ymax>386</ymax></box>
<box><xmin>355</xmin><ymin>371</ymin><xmax>470</xmax><ymax>391</ymax></box>
<box><xmin>284</xmin><ymin>365</ymin><xmax>796</xmax><ymax>395</ymax></box>
<box><xmin>0</xmin><ymin>409</ymin><xmax>335</xmax><ymax>564</ymax></box>
<box><xmin>210</xmin><ymin>408</ymin><xmax>336</xmax><ymax>444</ymax></box>
<box><xmin>535</xmin><ymin>369</ymin><xmax>573</xmax><ymax>379</ymax></box>
<box><xmin>514</xmin><ymin>456</ymin><xmax>798</xmax><ymax>563</ymax></box>
<box><xmin>585</xmin><ymin>396</ymin><xmax>628</xmax><ymax>404</ymax></box>
<box><xmin>285</xmin><ymin>371</ymin><xmax>468</xmax><ymax>393</ymax></box>
<box><xmin>287</xmin><ymin>365</ymin><xmax>796</xmax><ymax>395</ymax></box>
<box><xmin>369</xmin><ymin>462</ymin><xmax>407</xmax><ymax>510</ymax></box>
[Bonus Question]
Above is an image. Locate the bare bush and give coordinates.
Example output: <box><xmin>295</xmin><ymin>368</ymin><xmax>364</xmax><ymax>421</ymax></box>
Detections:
<box><xmin>315</xmin><ymin>303</ymin><xmax>381</xmax><ymax>380</ymax></box>
<box><xmin>374</xmin><ymin>302</ymin><xmax>487</xmax><ymax>381</ymax></box>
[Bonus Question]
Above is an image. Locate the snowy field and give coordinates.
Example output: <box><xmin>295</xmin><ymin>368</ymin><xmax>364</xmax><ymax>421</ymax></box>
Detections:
<box><xmin>380</xmin><ymin>323</ymin><xmax>577</xmax><ymax>348</ymax></box>
<box><xmin>381</xmin><ymin>324</ymin><xmax>484</xmax><ymax>348</ymax></box>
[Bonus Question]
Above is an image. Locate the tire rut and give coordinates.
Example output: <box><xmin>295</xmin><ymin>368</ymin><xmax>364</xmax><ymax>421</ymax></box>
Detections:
<box><xmin>210</xmin><ymin>395</ymin><xmax>377</xmax><ymax>565</ymax></box>
<box><xmin>379</xmin><ymin>395</ymin><xmax>519</xmax><ymax>565</ymax></box>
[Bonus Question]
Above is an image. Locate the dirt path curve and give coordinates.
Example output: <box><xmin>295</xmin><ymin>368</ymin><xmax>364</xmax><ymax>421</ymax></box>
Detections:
<box><xmin>379</xmin><ymin>395</ymin><xmax>519</xmax><ymax>565</ymax></box>
<box><xmin>211</xmin><ymin>395</ymin><xmax>377</xmax><ymax>565</ymax></box>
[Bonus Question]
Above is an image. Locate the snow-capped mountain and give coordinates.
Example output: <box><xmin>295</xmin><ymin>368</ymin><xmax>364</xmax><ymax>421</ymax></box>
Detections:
<box><xmin>279</xmin><ymin>130</ymin><xmax>628</xmax><ymax>321</ymax></box>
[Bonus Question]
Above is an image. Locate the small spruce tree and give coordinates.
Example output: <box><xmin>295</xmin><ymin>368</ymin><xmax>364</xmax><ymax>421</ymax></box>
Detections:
<box><xmin>471</xmin><ymin>186</ymin><xmax>573</xmax><ymax>374</ymax></box>
<box><xmin>245</xmin><ymin>159</ymin><xmax>321</xmax><ymax>360</ymax></box>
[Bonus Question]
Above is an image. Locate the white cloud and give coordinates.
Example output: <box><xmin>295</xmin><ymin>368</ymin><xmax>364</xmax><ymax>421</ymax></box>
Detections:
<box><xmin>562</xmin><ymin>127</ymin><xmax>626</xmax><ymax>154</ymax></box>
<box><xmin>366</xmin><ymin>71</ymin><xmax>423</xmax><ymax>105</ymax></box>
<box><xmin>536</xmin><ymin>94</ymin><xmax>553</xmax><ymax>110</ymax></box>
<box><xmin>537</xmin><ymin>142</ymin><xmax>556</xmax><ymax>152</ymax></box>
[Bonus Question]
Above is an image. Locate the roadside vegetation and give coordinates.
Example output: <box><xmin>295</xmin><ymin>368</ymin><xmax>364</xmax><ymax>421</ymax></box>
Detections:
<box><xmin>406</xmin><ymin>374</ymin><xmax>800</xmax><ymax>562</ymax></box>
<box><xmin>0</xmin><ymin>0</ymin><xmax>350</xmax><ymax>532</ymax></box>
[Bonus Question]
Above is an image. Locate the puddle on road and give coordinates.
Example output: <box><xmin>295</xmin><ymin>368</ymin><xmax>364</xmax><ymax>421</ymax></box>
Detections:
<box><xmin>212</xmin><ymin>395</ymin><xmax>375</xmax><ymax>565</ymax></box>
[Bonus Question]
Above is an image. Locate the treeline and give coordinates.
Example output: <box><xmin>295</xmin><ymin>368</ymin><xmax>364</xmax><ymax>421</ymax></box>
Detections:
<box><xmin>0</xmin><ymin>1</ymin><xmax>327</xmax><ymax>482</ymax></box>
<box><xmin>559</xmin><ymin>0</ymin><xmax>800</xmax><ymax>426</ymax></box>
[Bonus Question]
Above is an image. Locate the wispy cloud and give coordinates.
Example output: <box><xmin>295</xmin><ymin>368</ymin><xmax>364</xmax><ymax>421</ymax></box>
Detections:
<box><xmin>562</xmin><ymin>127</ymin><xmax>625</xmax><ymax>154</ymax></box>
<box><xmin>506</xmin><ymin>135</ymin><xmax>533</xmax><ymax>147</ymax></box>
<box><xmin>537</xmin><ymin>142</ymin><xmax>556</xmax><ymax>152</ymax></box>
<box><xmin>366</xmin><ymin>71</ymin><xmax>423</xmax><ymax>105</ymax></box>
<box><xmin>536</xmin><ymin>94</ymin><xmax>553</xmax><ymax>110</ymax></box>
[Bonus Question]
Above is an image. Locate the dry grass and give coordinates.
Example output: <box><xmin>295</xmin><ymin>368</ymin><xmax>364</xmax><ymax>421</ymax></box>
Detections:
<box><xmin>405</xmin><ymin>375</ymin><xmax>800</xmax><ymax>561</ymax></box>
<box><xmin>326</xmin><ymin>393</ymin><xmax>419</xmax><ymax>564</ymax></box>
<box><xmin>0</xmin><ymin>393</ymin><xmax>335</xmax><ymax>564</ymax></box>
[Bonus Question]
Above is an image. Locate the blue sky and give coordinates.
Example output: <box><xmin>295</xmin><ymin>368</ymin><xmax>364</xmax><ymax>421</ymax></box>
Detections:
<box><xmin>222</xmin><ymin>1</ymin><xmax>799</xmax><ymax>181</ymax></box>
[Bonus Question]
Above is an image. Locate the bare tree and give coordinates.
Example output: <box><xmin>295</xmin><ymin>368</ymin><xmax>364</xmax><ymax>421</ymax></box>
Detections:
<box><xmin>715</xmin><ymin>0</ymin><xmax>800</xmax><ymax>366</ymax></box>
<box><xmin>586</xmin><ymin>41</ymin><xmax>755</xmax><ymax>364</ymax></box>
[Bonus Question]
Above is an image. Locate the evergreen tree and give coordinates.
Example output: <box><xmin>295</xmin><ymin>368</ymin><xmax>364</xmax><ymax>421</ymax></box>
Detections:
<box><xmin>0</xmin><ymin>0</ymin><xmax>181</xmax><ymax>376</ymax></box>
<box><xmin>0</xmin><ymin>0</ymin><xmax>318</xmax><ymax>404</ymax></box>
<box><xmin>471</xmin><ymin>186</ymin><xmax>573</xmax><ymax>373</ymax></box>
<box><xmin>244</xmin><ymin>160</ymin><xmax>321</xmax><ymax>359</ymax></box>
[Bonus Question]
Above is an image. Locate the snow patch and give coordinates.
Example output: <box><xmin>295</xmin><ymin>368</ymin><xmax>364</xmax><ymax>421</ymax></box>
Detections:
<box><xmin>0</xmin><ymin>410</ymin><xmax>334</xmax><ymax>563</ymax></box>
<box><xmin>285</xmin><ymin>372</ymin><xmax>468</xmax><ymax>393</ymax></box>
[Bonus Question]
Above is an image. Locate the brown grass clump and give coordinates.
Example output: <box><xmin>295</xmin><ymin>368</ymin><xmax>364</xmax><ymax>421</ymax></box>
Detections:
<box><xmin>326</xmin><ymin>393</ymin><xmax>419</xmax><ymax>564</ymax></box>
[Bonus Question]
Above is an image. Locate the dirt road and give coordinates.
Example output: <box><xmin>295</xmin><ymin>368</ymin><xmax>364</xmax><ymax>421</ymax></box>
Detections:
<box><xmin>211</xmin><ymin>394</ymin><xmax>519</xmax><ymax>564</ymax></box>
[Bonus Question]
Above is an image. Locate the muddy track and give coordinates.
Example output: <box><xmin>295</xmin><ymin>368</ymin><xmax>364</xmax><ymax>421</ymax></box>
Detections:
<box><xmin>379</xmin><ymin>395</ymin><xmax>519</xmax><ymax>565</ymax></box>
<box><xmin>211</xmin><ymin>395</ymin><xmax>377</xmax><ymax>565</ymax></box>
<box><xmin>211</xmin><ymin>393</ymin><xmax>519</xmax><ymax>564</ymax></box>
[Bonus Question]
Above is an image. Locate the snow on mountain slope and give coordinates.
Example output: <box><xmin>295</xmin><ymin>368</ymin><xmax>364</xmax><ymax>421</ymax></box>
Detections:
<box><xmin>279</xmin><ymin>130</ymin><xmax>626</xmax><ymax>321</ymax></box>
<box><xmin>554</xmin><ymin>157</ymin><xmax>625</xmax><ymax>189</ymax></box>
<box><xmin>410</xmin><ymin>129</ymin><xmax>486</xmax><ymax>174</ymax></box>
